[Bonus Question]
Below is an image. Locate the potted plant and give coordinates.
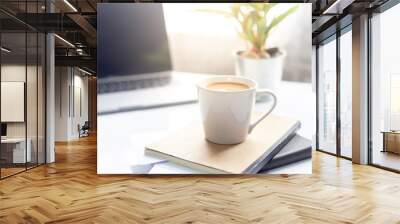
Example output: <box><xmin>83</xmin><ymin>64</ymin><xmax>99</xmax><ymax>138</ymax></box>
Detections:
<box><xmin>199</xmin><ymin>3</ymin><xmax>298</xmax><ymax>92</ymax></box>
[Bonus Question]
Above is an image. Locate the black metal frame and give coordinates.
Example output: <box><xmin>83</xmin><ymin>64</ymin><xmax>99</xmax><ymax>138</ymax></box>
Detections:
<box><xmin>0</xmin><ymin>0</ymin><xmax>47</xmax><ymax>180</ymax></box>
<box><xmin>367</xmin><ymin>10</ymin><xmax>373</xmax><ymax>166</ymax></box>
<box><xmin>336</xmin><ymin>24</ymin><xmax>341</xmax><ymax>157</ymax></box>
<box><xmin>315</xmin><ymin>44</ymin><xmax>319</xmax><ymax>151</ymax></box>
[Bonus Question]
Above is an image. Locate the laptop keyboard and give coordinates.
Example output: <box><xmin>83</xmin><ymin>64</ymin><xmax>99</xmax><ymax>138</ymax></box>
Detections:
<box><xmin>98</xmin><ymin>76</ymin><xmax>171</xmax><ymax>93</ymax></box>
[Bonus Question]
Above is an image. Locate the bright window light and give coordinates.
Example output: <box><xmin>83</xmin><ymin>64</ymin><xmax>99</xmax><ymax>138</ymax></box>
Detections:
<box><xmin>63</xmin><ymin>0</ymin><xmax>78</xmax><ymax>12</ymax></box>
<box><xmin>1</xmin><ymin>47</ymin><xmax>11</xmax><ymax>53</ymax></box>
<box><xmin>54</xmin><ymin>34</ymin><xmax>75</xmax><ymax>48</ymax></box>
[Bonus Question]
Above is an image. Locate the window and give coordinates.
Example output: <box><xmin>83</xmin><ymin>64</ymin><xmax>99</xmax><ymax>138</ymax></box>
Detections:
<box><xmin>317</xmin><ymin>36</ymin><xmax>337</xmax><ymax>154</ymax></box>
<box><xmin>370</xmin><ymin>2</ymin><xmax>400</xmax><ymax>171</ymax></box>
<box><xmin>316</xmin><ymin>26</ymin><xmax>353</xmax><ymax>159</ymax></box>
<box><xmin>340</xmin><ymin>28</ymin><xmax>352</xmax><ymax>158</ymax></box>
<box><xmin>0</xmin><ymin>1</ymin><xmax>46</xmax><ymax>179</ymax></box>
<box><xmin>1</xmin><ymin>31</ymin><xmax>28</xmax><ymax>178</ymax></box>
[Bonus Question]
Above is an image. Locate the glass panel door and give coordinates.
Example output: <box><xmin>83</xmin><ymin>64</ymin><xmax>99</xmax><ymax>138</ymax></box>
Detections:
<box><xmin>340</xmin><ymin>29</ymin><xmax>352</xmax><ymax>158</ymax></box>
<box><xmin>318</xmin><ymin>37</ymin><xmax>337</xmax><ymax>154</ymax></box>
<box><xmin>38</xmin><ymin>32</ymin><xmax>46</xmax><ymax>165</ymax></box>
<box><xmin>27</xmin><ymin>30</ymin><xmax>38</xmax><ymax>169</ymax></box>
<box><xmin>0</xmin><ymin>1</ymin><xmax>46</xmax><ymax>179</ymax></box>
<box><xmin>1</xmin><ymin>31</ymin><xmax>28</xmax><ymax>177</ymax></box>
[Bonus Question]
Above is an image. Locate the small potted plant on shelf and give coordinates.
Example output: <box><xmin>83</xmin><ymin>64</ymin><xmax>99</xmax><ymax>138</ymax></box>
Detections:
<box><xmin>199</xmin><ymin>3</ymin><xmax>298</xmax><ymax>92</ymax></box>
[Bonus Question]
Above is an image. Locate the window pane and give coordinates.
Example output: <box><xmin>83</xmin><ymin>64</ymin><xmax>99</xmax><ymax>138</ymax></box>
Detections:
<box><xmin>26</xmin><ymin>0</ymin><xmax>40</xmax><ymax>169</ymax></box>
<box><xmin>340</xmin><ymin>29</ymin><xmax>352</xmax><ymax>158</ymax></box>
<box><xmin>27</xmin><ymin>31</ymin><xmax>38</xmax><ymax>169</ymax></box>
<box><xmin>371</xmin><ymin>4</ymin><xmax>400</xmax><ymax>171</ymax></box>
<box><xmin>38</xmin><ymin>33</ymin><xmax>45</xmax><ymax>165</ymax></box>
<box><xmin>318</xmin><ymin>37</ymin><xmax>337</xmax><ymax>154</ymax></box>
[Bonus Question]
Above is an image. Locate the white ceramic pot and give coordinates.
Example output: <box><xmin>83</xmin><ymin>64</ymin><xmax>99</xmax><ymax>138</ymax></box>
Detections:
<box><xmin>235</xmin><ymin>48</ymin><xmax>285</xmax><ymax>92</ymax></box>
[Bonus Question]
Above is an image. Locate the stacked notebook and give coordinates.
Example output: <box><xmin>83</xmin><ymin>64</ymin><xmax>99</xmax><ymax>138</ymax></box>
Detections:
<box><xmin>145</xmin><ymin>114</ymin><xmax>311</xmax><ymax>174</ymax></box>
<box><xmin>259</xmin><ymin>134</ymin><xmax>311</xmax><ymax>172</ymax></box>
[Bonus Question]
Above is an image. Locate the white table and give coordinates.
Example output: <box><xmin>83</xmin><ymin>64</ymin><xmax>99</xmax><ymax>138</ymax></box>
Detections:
<box><xmin>98</xmin><ymin>81</ymin><xmax>315</xmax><ymax>174</ymax></box>
<box><xmin>1</xmin><ymin>138</ymin><xmax>31</xmax><ymax>163</ymax></box>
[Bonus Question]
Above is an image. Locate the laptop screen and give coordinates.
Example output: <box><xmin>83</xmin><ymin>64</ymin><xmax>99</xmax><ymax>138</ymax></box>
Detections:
<box><xmin>98</xmin><ymin>4</ymin><xmax>172</xmax><ymax>78</ymax></box>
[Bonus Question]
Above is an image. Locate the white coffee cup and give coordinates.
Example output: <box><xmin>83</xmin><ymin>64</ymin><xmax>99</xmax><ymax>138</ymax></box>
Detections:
<box><xmin>197</xmin><ymin>76</ymin><xmax>277</xmax><ymax>144</ymax></box>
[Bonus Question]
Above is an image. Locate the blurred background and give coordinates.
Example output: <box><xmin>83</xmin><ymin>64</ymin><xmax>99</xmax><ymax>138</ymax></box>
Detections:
<box><xmin>163</xmin><ymin>3</ymin><xmax>311</xmax><ymax>82</ymax></box>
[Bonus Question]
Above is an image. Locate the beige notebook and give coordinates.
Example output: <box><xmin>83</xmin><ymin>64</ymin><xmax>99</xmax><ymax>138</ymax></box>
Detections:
<box><xmin>145</xmin><ymin>114</ymin><xmax>300</xmax><ymax>174</ymax></box>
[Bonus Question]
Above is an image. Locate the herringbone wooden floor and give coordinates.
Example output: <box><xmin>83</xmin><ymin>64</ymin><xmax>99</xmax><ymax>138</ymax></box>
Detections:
<box><xmin>0</xmin><ymin>134</ymin><xmax>400</xmax><ymax>224</ymax></box>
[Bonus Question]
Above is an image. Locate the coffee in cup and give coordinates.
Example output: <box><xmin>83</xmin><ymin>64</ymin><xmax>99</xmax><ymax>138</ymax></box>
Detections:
<box><xmin>197</xmin><ymin>76</ymin><xmax>277</xmax><ymax>145</ymax></box>
<box><xmin>206</xmin><ymin>82</ymin><xmax>250</xmax><ymax>91</ymax></box>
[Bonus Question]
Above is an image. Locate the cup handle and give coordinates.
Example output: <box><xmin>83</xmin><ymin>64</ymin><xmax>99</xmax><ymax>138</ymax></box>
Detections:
<box><xmin>248</xmin><ymin>89</ymin><xmax>277</xmax><ymax>134</ymax></box>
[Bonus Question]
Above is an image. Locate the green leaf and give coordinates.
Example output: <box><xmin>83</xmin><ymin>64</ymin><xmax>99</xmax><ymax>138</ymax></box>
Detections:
<box><xmin>243</xmin><ymin>12</ymin><xmax>255</xmax><ymax>44</ymax></box>
<box><xmin>231</xmin><ymin>4</ymin><xmax>240</xmax><ymax>18</ymax></box>
<box><xmin>242</xmin><ymin>10</ymin><xmax>259</xmax><ymax>46</ymax></box>
<box><xmin>249</xmin><ymin>11</ymin><xmax>265</xmax><ymax>50</ymax></box>
<box><xmin>265</xmin><ymin>5</ymin><xmax>299</xmax><ymax>37</ymax></box>
<box><xmin>239</xmin><ymin>31</ymin><xmax>249</xmax><ymax>41</ymax></box>
<box><xmin>249</xmin><ymin>3</ymin><xmax>264</xmax><ymax>11</ymax></box>
<box><xmin>263</xmin><ymin>3</ymin><xmax>277</xmax><ymax>14</ymax></box>
<box><xmin>257</xmin><ymin>16</ymin><xmax>266</xmax><ymax>49</ymax></box>
<box><xmin>197</xmin><ymin>3</ymin><xmax>298</xmax><ymax>57</ymax></box>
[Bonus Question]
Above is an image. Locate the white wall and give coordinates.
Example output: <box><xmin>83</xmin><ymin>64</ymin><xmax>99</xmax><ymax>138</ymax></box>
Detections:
<box><xmin>74</xmin><ymin>74</ymin><xmax>89</xmax><ymax>123</ymax></box>
<box><xmin>71</xmin><ymin>74</ymin><xmax>89</xmax><ymax>138</ymax></box>
<box><xmin>1</xmin><ymin>65</ymin><xmax>26</xmax><ymax>142</ymax></box>
<box><xmin>1</xmin><ymin>82</ymin><xmax>25</xmax><ymax>122</ymax></box>
<box><xmin>1</xmin><ymin>66</ymin><xmax>25</xmax><ymax>128</ymax></box>
<box><xmin>55</xmin><ymin>67</ymin><xmax>89</xmax><ymax>141</ymax></box>
<box><xmin>1</xmin><ymin>65</ymin><xmax>36</xmax><ymax>138</ymax></box>
<box><xmin>55</xmin><ymin>66</ymin><xmax>69</xmax><ymax>141</ymax></box>
<box><xmin>1</xmin><ymin>63</ymin><xmax>46</xmax><ymax>163</ymax></box>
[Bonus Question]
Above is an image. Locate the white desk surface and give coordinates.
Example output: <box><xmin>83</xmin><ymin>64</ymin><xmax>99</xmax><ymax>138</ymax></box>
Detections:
<box><xmin>98</xmin><ymin>81</ymin><xmax>315</xmax><ymax>174</ymax></box>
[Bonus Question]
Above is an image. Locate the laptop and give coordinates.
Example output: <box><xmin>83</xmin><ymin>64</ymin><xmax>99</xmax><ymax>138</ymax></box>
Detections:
<box><xmin>97</xmin><ymin>3</ymin><xmax>204</xmax><ymax>115</ymax></box>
